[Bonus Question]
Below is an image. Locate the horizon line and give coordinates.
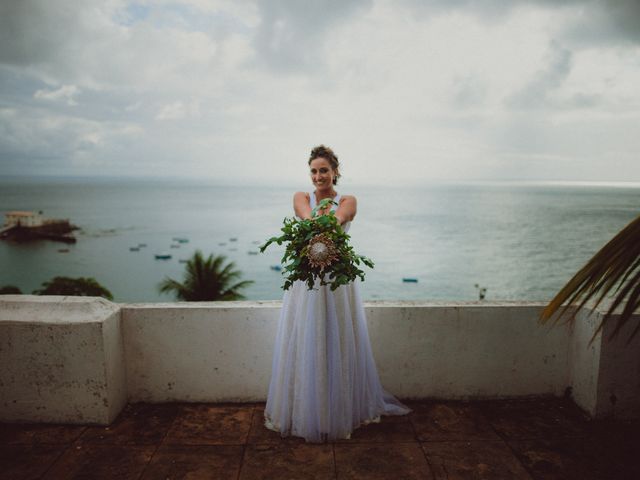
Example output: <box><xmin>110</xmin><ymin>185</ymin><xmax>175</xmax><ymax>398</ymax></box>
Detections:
<box><xmin>1</xmin><ymin>174</ymin><xmax>640</xmax><ymax>188</ymax></box>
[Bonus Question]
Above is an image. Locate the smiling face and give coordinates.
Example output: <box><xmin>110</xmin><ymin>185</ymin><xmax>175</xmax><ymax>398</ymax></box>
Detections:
<box><xmin>309</xmin><ymin>157</ymin><xmax>338</xmax><ymax>190</ymax></box>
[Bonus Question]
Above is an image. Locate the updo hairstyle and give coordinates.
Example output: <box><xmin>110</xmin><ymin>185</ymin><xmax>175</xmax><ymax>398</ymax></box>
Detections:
<box><xmin>308</xmin><ymin>145</ymin><xmax>340</xmax><ymax>185</ymax></box>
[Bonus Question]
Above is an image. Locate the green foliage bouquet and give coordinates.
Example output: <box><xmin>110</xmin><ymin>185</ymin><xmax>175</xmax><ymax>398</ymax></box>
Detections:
<box><xmin>260</xmin><ymin>198</ymin><xmax>374</xmax><ymax>291</ymax></box>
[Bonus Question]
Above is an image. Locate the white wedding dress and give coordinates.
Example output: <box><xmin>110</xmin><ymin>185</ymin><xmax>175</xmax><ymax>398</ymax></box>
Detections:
<box><xmin>264</xmin><ymin>191</ymin><xmax>411</xmax><ymax>443</ymax></box>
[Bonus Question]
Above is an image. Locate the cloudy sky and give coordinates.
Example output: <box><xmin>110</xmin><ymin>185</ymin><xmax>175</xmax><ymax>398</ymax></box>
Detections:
<box><xmin>1</xmin><ymin>0</ymin><xmax>639</xmax><ymax>185</ymax></box>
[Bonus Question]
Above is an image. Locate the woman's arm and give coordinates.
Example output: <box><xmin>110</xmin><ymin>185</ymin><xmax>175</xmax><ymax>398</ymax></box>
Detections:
<box><xmin>335</xmin><ymin>195</ymin><xmax>357</xmax><ymax>225</ymax></box>
<box><xmin>293</xmin><ymin>191</ymin><xmax>312</xmax><ymax>220</ymax></box>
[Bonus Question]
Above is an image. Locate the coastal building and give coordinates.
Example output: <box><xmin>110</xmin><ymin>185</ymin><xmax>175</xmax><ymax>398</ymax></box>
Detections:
<box><xmin>1</xmin><ymin>211</ymin><xmax>76</xmax><ymax>242</ymax></box>
<box><xmin>4</xmin><ymin>211</ymin><xmax>44</xmax><ymax>228</ymax></box>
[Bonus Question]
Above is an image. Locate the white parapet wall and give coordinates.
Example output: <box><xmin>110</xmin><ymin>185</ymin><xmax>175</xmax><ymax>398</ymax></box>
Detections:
<box><xmin>122</xmin><ymin>301</ymin><xmax>281</xmax><ymax>403</ymax></box>
<box><xmin>1</xmin><ymin>295</ymin><xmax>638</xmax><ymax>424</ymax></box>
<box><xmin>0</xmin><ymin>296</ymin><xmax>126</xmax><ymax>424</ymax></box>
<box><xmin>591</xmin><ymin>307</ymin><xmax>640</xmax><ymax>419</ymax></box>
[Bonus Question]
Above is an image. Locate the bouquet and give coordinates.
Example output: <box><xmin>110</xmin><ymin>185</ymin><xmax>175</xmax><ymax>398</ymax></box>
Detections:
<box><xmin>260</xmin><ymin>198</ymin><xmax>374</xmax><ymax>291</ymax></box>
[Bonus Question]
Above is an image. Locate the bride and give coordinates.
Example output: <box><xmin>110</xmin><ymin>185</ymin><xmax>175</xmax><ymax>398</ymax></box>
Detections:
<box><xmin>264</xmin><ymin>145</ymin><xmax>411</xmax><ymax>442</ymax></box>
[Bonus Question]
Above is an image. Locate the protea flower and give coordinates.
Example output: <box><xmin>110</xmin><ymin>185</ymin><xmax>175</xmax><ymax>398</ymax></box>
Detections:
<box><xmin>307</xmin><ymin>232</ymin><xmax>339</xmax><ymax>272</ymax></box>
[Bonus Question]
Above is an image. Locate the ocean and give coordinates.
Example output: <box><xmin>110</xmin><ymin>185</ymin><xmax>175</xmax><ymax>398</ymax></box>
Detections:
<box><xmin>0</xmin><ymin>178</ymin><xmax>638</xmax><ymax>303</ymax></box>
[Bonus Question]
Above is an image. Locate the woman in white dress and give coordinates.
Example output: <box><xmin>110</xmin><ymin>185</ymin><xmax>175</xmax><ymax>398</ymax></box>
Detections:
<box><xmin>264</xmin><ymin>145</ymin><xmax>411</xmax><ymax>443</ymax></box>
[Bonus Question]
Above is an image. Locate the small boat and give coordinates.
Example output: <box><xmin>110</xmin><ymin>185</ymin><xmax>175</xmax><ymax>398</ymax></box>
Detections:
<box><xmin>57</xmin><ymin>248</ymin><xmax>70</xmax><ymax>253</ymax></box>
<box><xmin>229</xmin><ymin>237</ymin><xmax>238</xmax><ymax>242</ymax></box>
<box><xmin>270</xmin><ymin>265</ymin><xmax>282</xmax><ymax>271</ymax></box>
<box><xmin>130</xmin><ymin>246</ymin><xmax>140</xmax><ymax>251</ymax></box>
<box><xmin>155</xmin><ymin>252</ymin><xmax>172</xmax><ymax>260</ymax></box>
<box><xmin>173</xmin><ymin>237</ymin><xmax>189</xmax><ymax>243</ymax></box>
<box><xmin>248</xmin><ymin>251</ymin><xmax>259</xmax><ymax>255</ymax></box>
<box><xmin>218</xmin><ymin>242</ymin><xmax>227</xmax><ymax>246</ymax></box>
<box><xmin>138</xmin><ymin>243</ymin><xmax>147</xmax><ymax>248</ymax></box>
<box><xmin>170</xmin><ymin>244</ymin><xmax>180</xmax><ymax>249</ymax></box>
<box><xmin>402</xmin><ymin>278</ymin><xmax>418</xmax><ymax>283</ymax></box>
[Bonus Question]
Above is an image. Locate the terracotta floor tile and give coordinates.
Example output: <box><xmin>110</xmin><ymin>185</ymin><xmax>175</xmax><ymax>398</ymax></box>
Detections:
<box><xmin>422</xmin><ymin>440</ymin><xmax>532</xmax><ymax>479</ymax></box>
<box><xmin>43</xmin><ymin>444</ymin><xmax>154</xmax><ymax>480</ymax></box>
<box><xmin>410</xmin><ymin>402</ymin><xmax>501</xmax><ymax>442</ymax></box>
<box><xmin>477</xmin><ymin>398</ymin><xmax>589</xmax><ymax>440</ymax></box>
<box><xmin>240</xmin><ymin>443</ymin><xmax>334</xmax><ymax>480</ymax></box>
<box><xmin>4</xmin><ymin>398</ymin><xmax>638</xmax><ymax>479</ymax></box>
<box><xmin>334</xmin><ymin>443</ymin><xmax>432</xmax><ymax>480</ymax></box>
<box><xmin>247</xmin><ymin>407</ymin><xmax>306</xmax><ymax>445</ymax></box>
<box><xmin>79</xmin><ymin>402</ymin><xmax>178</xmax><ymax>445</ymax></box>
<box><xmin>508</xmin><ymin>434</ymin><xmax>638</xmax><ymax>480</ymax></box>
<box><xmin>0</xmin><ymin>423</ymin><xmax>86</xmax><ymax>445</ymax></box>
<box><xmin>164</xmin><ymin>404</ymin><xmax>253</xmax><ymax>445</ymax></box>
<box><xmin>335</xmin><ymin>414</ymin><xmax>416</xmax><ymax>443</ymax></box>
<box><xmin>583</xmin><ymin>417</ymin><xmax>640</xmax><ymax>475</ymax></box>
<box><xmin>0</xmin><ymin>444</ymin><xmax>67</xmax><ymax>480</ymax></box>
<box><xmin>141</xmin><ymin>444</ymin><xmax>243</xmax><ymax>480</ymax></box>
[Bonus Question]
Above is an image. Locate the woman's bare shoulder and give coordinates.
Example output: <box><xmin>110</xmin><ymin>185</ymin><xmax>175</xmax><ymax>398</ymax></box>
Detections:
<box><xmin>293</xmin><ymin>191</ymin><xmax>310</xmax><ymax>200</ymax></box>
<box><xmin>339</xmin><ymin>194</ymin><xmax>357</xmax><ymax>203</ymax></box>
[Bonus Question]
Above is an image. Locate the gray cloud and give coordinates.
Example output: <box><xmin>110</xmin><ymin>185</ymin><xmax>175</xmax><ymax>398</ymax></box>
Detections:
<box><xmin>252</xmin><ymin>0</ymin><xmax>372</xmax><ymax>71</ymax></box>
<box><xmin>0</xmin><ymin>0</ymin><xmax>639</xmax><ymax>183</ymax></box>
<box><xmin>399</xmin><ymin>0</ymin><xmax>640</xmax><ymax>45</ymax></box>
<box><xmin>0</xmin><ymin>0</ymin><xmax>103</xmax><ymax>74</ymax></box>
<box><xmin>450</xmin><ymin>75</ymin><xmax>488</xmax><ymax>108</ymax></box>
<box><xmin>506</xmin><ymin>40</ymin><xmax>573</xmax><ymax>109</ymax></box>
<box><xmin>563</xmin><ymin>0</ymin><xmax>640</xmax><ymax>46</ymax></box>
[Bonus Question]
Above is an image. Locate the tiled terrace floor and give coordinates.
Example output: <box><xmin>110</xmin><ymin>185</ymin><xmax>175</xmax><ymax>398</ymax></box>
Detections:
<box><xmin>1</xmin><ymin>397</ymin><xmax>639</xmax><ymax>479</ymax></box>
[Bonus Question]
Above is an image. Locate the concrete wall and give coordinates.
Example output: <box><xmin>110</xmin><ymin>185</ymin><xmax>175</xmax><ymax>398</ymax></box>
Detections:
<box><xmin>355</xmin><ymin>303</ymin><xmax>569</xmax><ymax>399</ymax></box>
<box><xmin>122</xmin><ymin>301</ymin><xmax>280</xmax><ymax>403</ymax></box>
<box><xmin>122</xmin><ymin>302</ymin><xmax>570</xmax><ymax>403</ymax></box>
<box><xmin>594</xmin><ymin>307</ymin><xmax>640</xmax><ymax>418</ymax></box>
<box><xmin>0</xmin><ymin>296</ymin><xmax>126</xmax><ymax>424</ymax></box>
<box><xmin>1</xmin><ymin>295</ymin><xmax>639</xmax><ymax>424</ymax></box>
<box><xmin>566</xmin><ymin>308</ymin><xmax>602</xmax><ymax>418</ymax></box>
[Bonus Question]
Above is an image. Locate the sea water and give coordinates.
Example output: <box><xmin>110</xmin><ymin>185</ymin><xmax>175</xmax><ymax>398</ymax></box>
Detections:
<box><xmin>0</xmin><ymin>177</ymin><xmax>638</xmax><ymax>303</ymax></box>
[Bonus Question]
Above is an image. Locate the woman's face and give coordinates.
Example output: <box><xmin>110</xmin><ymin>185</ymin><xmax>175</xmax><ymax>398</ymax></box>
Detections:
<box><xmin>309</xmin><ymin>157</ymin><xmax>337</xmax><ymax>189</ymax></box>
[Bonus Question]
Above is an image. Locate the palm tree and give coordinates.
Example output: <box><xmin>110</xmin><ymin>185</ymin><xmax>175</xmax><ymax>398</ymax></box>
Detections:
<box><xmin>158</xmin><ymin>250</ymin><xmax>254</xmax><ymax>301</ymax></box>
<box><xmin>539</xmin><ymin>214</ymin><xmax>640</xmax><ymax>346</ymax></box>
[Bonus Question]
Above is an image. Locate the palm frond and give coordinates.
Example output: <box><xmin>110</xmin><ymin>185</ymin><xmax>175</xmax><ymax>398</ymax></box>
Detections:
<box><xmin>220</xmin><ymin>279</ymin><xmax>255</xmax><ymax>300</ymax></box>
<box><xmin>539</xmin><ymin>214</ymin><xmax>640</xmax><ymax>346</ymax></box>
<box><xmin>158</xmin><ymin>277</ymin><xmax>190</xmax><ymax>300</ymax></box>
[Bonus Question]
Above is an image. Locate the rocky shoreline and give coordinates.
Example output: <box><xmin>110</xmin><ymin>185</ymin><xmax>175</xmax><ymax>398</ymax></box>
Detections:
<box><xmin>0</xmin><ymin>221</ymin><xmax>79</xmax><ymax>243</ymax></box>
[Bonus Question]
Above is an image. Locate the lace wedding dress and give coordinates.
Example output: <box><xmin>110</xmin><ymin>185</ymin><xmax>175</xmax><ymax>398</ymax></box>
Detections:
<box><xmin>264</xmin><ymin>191</ymin><xmax>411</xmax><ymax>442</ymax></box>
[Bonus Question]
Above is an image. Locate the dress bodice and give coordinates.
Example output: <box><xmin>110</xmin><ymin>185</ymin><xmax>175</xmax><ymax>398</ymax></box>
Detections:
<box><xmin>309</xmin><ymin>191</ymin><xmax>351</xmax><ymax>233</ymax></box>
